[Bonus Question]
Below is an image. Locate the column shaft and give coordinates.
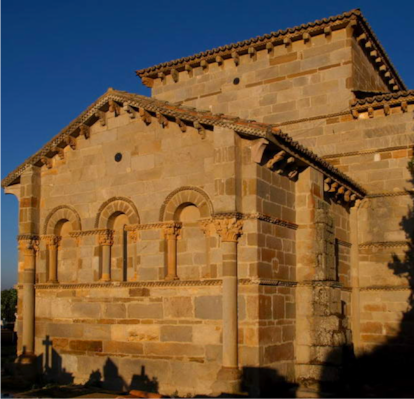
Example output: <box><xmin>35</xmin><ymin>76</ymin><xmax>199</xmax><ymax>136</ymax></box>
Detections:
<box><xmin>101</xmin><ymin>244</ymin><xmax>111</xmax><ymax>282</ymax></box>
<box><xmin>48</xmin><ymin>244</ymin><xmax>58</xmax><ymax>283</ymax></box>
<box><xmin>22</xmin><ymin>246</ymin><xmax>36</xmax><ymax>354</ymax></box>
<box><xmin>221</xmin><ymin>241</ymin><xmax>238</xmax><ymax>368</ymax></box>
<box><xmin>166</xmin><ymin>237</ymin><xmax>178</xmax><ymax>280</ymax></box>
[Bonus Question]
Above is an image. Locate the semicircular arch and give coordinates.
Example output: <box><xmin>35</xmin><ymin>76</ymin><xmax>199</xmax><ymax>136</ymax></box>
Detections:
<box><xmin>95</xmin><ymin>197</ymin><xmax>140</xmax><ymax>228</ymax></box>
<box><xmin>43</xmin><ymin>205</ymin><xmax>82</xmax><ymax>235</ymax></box>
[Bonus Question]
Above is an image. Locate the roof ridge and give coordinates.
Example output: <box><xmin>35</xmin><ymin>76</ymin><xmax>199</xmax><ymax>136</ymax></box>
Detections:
<box><xmin>1</xmin><ymin>89</ymin><xmax>366</xmax><ymax>198</ymax></box>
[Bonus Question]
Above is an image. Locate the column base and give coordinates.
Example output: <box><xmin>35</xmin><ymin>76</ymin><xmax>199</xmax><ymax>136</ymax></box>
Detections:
<box><xmin>100</xmin><ymin>274</ymin><xmax>111</xmax><ymax>282</ymax></box>
<box><xmin>211</xmin><ymin>367</ymin><xmax>242</xmax><ymax>396</ymax></box>
<box><xmin>48</xmin><ymin>280</ymin><xmax>58</xmax><ymax>284</ymax></box>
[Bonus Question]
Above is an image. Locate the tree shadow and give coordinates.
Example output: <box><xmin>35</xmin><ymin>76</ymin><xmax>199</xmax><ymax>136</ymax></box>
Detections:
<box><xmin>321</xmin><ymin>159</ymin><xmax>414</xmax><ymax>397</ymax></box>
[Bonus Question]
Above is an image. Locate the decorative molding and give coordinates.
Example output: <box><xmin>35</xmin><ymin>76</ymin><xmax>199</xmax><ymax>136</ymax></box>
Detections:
<box><xmin>359</xmin><ymin>241</ymin><xmax>409</xmax><ymax>249</ymax></box>
<box><xmin>124</xmin><ymin>222</ymin><xmax>173</xmax><ymax>231</ymax></box>
<box><xmin>360</xmin><ymin>285</ymin><xmax>411</xmax><ymax>291</ymax></box>
<box><xmin>69</xmin><ymin>228</ymin><xmax>114</xmax><ymax>238</ymax></box>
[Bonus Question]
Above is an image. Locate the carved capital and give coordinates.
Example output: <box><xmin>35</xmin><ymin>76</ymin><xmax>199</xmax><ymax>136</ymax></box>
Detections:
<box><xmin>18</xmin><ymin>236</ymin><xmax>39</xmax><ymax>254</ymax></box>
<box><xmin>198</xmin><ymin>219</ymin><xmax>214</xmax><ymax>236</ymax></box>
<box><xmin>98</xmin><ymin>230</ymin><xmax>114</xmax><ymax>246</ymax></box>
<box><xmin>129</xmin><ymin>230</ymin><xmax>139</xmax><ymax>243</ymax></box>
<box><xmin>214</xmin><ymin>218</ymin><xmax>243</xmax><ymax>242</ymax></box>
<box><xmin>43</xmin><ymin>235</ymin><xmax>61</xmax><ymax>248</ymax></box>
<box><xmin>163</xmin><ymin>223</ymin><xmax>182</xmax><ymax>240</ymax></box>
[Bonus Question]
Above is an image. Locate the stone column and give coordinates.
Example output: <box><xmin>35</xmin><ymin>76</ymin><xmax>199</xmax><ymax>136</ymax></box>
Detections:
<box><xmin>213</xmin><ymin>217</ymin><xmax>243</xmax><ymax>393</ymax></box>
<box><xmin>99</xmin><ymin>231</ymin><xmax>113</xmax><ymax>282</ymax></box>
<box><xmin>46</xmin><ymin>235</ymin><xmax>60</xmax><ymax>283</ymax></box>
<box><xmin>19</xmin><ymin>237</ymin><xmax>38</xmax><ymax>355</ymax></box>
<box><xmin>163</xmin><ymin>223</ymin><xmax>181</xmax><ymax>281</ymax></box>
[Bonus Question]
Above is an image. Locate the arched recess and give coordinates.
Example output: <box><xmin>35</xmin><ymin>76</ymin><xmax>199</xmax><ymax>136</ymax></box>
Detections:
<box><xmin>43</xmin><ymin>205</ymin><xmax>81</xmax><ymax>283</ymax></box>
<box><xmin>160</xmin><ymin>187</ymin><xmax>214</xmax><ymax>280</ymax></box>
<box><xmin>160</xmin><ymin>186</ymin><xmax>214</xmax><ymax>222</ymax></box>
<box><xmin>43</xmin><ymin>205</ymin><xmax>82</xmax><ymax>235</ymax></box>
<box><xmin>95</xmin><ymin>197</ymin><xmax>140</xmax><ymax>282</ymax></box>
<box><xmin>95</xmin><ymin>197</ymin><xmax>140</xmax><ymax>228</ymax></box>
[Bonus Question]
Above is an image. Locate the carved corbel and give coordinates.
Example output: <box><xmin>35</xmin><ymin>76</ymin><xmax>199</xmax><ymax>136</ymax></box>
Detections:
<box><xmin>95</xmin><ymin>111</ymin><xmax>106</xmax><ymax>126</ymax></box>
<box><xmin>175</xmin><ymin>117</ymin><xmax>187</xmax><ymax>133</ymax></box>
<box><xmin>401</xmin><ymin>101</ymin><xmax>408</xmax><ymax>112</ymax></box>
<box><xmin>393</xmin><ymin>85</ymin><xmax>399</xmax><ymax>91</ymax></box>
<box><xmin>171</xmin><ymin>69</ymin><xmax>179</xmax><ymax>83</ymax></box>
<box><xmin>266</xmin><ymin>42</ymin><xmax>274</xmax><ymax>52</ymax></box>
<box><xmin>283</xmin><ymin>37</ymin><xmax>291</xmax><ymax>47</ymax></box>
<box><xmin>194</xmin><ymin>121</ymin><xmax>206</xmax><ymax>139</ymax></box>
<box><xmin>368</xmin><ymin>107</ymin><xmax>374</xmax><ymax>118</ymax></box>
<box><xmin>365</xmin><ymin>41</ymin><xmax>372</xmax><ymax>49</ymax></box>
<box><xmin>158</xmin><ymin>72</ymin><xmax>166</xmax><ymax>82</ymax></box>
<box><xmin>288</xmin><ymin>168</ymin><xmax>299</xmax><ymax>180</ymax></box>
<box><xmin>324</xmin><ymin>26</ymin><xmax>332</xmax><ymax>36</ymax></box>
<box><xmin>337</xmin><ymin>186</ymin><xmax>345</xmax><ymax>196</ymax></box>
<box><xmin>216</xmin><ymin>55</ymin><xmax>224</xmax><ymax>66</ymax></box>
<box><xmin>200</xmin><ymin>60</ymin><xmax>208</xmax><ymax>70</ymax></box>
<box><xmin>375</xmin><ymin>57</ymin><xmax>382</xmax><ymax>64</ymax></box>
<box><xmin>231</xmin><ymin>51</ymin><xmax>240</xmax><ymax>66</ymax></box>
<box><xmin>344</xmin><ymin>190</ymin><xmax>352</xmax><ymax>202</ymax></box>
<box><xmin>41</xmin><ymin>156</ymin><xmax>53</xmax><ymax>169</ymax></box>
<box><xmin>324</xmin><ymin>178</ymin><xmax>332</xmax><ymax>192</ymax></box>
<box><xmin>348</xmin><ymin>19</ymin><xmax>358</xmax><ymax>29</ymax></box>
<box><xmin>379</xmin><ymin>65</ymin><xmax>387</xmax><ymax>73</ymax></box>
<box><xmin>123</xmin><ymin>104</ymin><xmax>136</xmax><ymax>119</ymax></box>
<box><xmin>384</xmin><ymin>71</ymin><xmax>391</xmax><ymax>78</ymax></box>
<box><xmin>266</xmin><ymin>150</ymin><xmax>286</xmax><ymax>169</ymax></box>
<box><xmin>108</xmin><ymin>100</ymin><xmax>121</xmax><ymax>116</ymax></box>
<box><xmin>185</xmin><ymin>64</ymin><xmax>193</xmax><ymax>76</ymax></box>
<box><xmin>351</xmin><ymin>109</ymin><xmax>359</xmax><ymax>119</ymax></box>
<box><xmin>68</xmin><ymin>136</ymin><xmax>77</xmax><ymax>150</ymax></box>
<box><xmin>357</xmin><ymin>33</ymin><xmax>367</xmax><ymax>42</ymax></box>
<box><xmin>303</xmin><ymin>33</ymin><xmax>311</xmax><ymax>43</ymax></box>
<box><xmin>384</xmin><ymin>104</ymin><xmax>391</xmax><ymax>116</ymax></box>
<box><xmin>52</xmin><ymin>146</ymin><xmax>65</xmax><ymax>160</ymax></box>
<box><xmin>370</xmin><ymin>50</ymin><xmax>378</xmax><ymax>58</ymax></box>
<box><xmin>141</xmin><ymin>77</ymin><xmax>154</xmax><ymax>88</ymax></box>
<box><xmin>156</xmin><ymin>112</ymin><xmax>169</xmax><ymax>128</ymax></box>
<box><xmin>389</xmin><ymin>79</ymin><xmax>395</xmax><ymax>85</ymax></box>
<box><xmin>248</xmin><ymin>47</ymin><xmax>256</xmax><ymax>59</ymax></box>
<box><xmin>139</xmin><ymin>108</ymin><xmax>152</xmax><ymax>124</ymax></box>
<box><xmin>80</xmin><ymin>124</ymin><xmax>90</xmax><ymax>139</ymax></box>
<box><xmin>329</xmin><ymin>182</ymin><xmax>338</xmax><ymax>193</ymax></box>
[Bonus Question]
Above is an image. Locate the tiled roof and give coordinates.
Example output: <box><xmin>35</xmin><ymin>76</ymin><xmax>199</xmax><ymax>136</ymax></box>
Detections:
<box><xmin>135</xmin><ymin>9</ymin><xmax>406</xmax><ymax>92</ymax></box>
<box><xmin>1</xmin><ymin>89</ymin><xmax>366</xmax><ymax>198</ymax></box>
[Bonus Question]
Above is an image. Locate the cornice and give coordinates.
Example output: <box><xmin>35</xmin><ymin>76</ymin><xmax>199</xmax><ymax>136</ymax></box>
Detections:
<box><xmin>359</xmin><ymin>241</ymin><xmax>409</xmax><ymax>249</ymax></box>
<box><xmin>135</xmin><ymin>9</ymin><xmax>405</xmax><ymax>92</ymax></box>
<box><xmin>1</xmin><ymin>90</ymin><xmax>366</xmax><ymax>201</ymax></box>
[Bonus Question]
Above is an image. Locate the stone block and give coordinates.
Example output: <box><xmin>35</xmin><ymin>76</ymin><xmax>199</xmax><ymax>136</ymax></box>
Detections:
<box><xmin>128</xmin><ymin>303</ymin><xmax>163</xmax><ymax>319</ymax></box>
<box><xmin>195</xmin><ymin>296</ymin><xmax>222</xmax><ymax>320</ymax></box>
<box><xmin>160</xmin><ymin>325</ymin><xmax>192</xmax><ymax>342</ymax></box>
<box><xmin>72</xmin><ymin>302</ymin><xmax>101</xmax><ymax>319</ymax></box>
<box><xmin>104</xmin><ymin>303</ymin><xmax>126</xmax><ymax>319</ymax></box>
<box><xmin>144</xmin><ymin>342</ymin><xmax>204</xmax><ymax>357</ymax></box>
<box><xmin>69</xmin><ymin>339</ymin><xmax>103</xmax><ymax>352</ymax></box>
<box><xmin>104</xmin><ymin>340</ymin><xmax>144</xmax><ymax>355</ymax></box>
<box><xmin>164</xmin><ymin>296</ymin><xmax>194</xmax><ymax>318</ymax></box>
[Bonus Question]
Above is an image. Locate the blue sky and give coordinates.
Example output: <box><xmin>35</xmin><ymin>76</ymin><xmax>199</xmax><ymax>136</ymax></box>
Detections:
<box><xmin>1</xmin><ymin>0</ymin><xmax>413</xmax><ymax>289</ymax></box>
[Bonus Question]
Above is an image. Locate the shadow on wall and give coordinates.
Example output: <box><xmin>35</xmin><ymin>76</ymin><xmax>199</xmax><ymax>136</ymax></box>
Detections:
<box><xmin>320</xmin><ymin>158</ymin><xmax>414</xmax><ymax>398</ymax></box>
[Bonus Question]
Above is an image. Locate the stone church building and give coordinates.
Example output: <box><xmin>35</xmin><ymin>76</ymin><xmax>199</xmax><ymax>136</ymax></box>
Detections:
<box><xmin>2</xmin><ymin>9</ymin><xmax>413</xmax><ymax>397</ymax></box>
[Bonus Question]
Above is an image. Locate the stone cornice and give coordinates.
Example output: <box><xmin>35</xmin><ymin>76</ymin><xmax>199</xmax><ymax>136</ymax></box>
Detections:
<box><xmin>1</xmin><ymin>90</ymin><xmax>366</xmax><ymax>201</ymax></box>
<box><xmin>359</xmin><ymin>241</ymin><xmax>409</xmax><ymax>249</ymax></box>
<box><xmin>135</xmin><ymin>9</ymin><xmax>405</xmax><ymax>92</ymax></box>
<box><xmin>69</xmin><ymin>229</ymin><xmax>114</xmax><ymax>238</ymax></box>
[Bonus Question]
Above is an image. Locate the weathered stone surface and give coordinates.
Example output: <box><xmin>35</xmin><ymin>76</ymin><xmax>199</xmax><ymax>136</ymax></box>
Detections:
<box><xmin>195</xmin><ymin>296</ymin><xmax>222</xmax><ymax>320</ymax></box>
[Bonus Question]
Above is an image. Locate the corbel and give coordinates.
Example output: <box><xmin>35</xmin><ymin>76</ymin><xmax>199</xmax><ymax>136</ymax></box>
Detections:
<box><xmin>266</xmin><ymin>42</ymin><xmax>274</xmax><ymax>52</ymax></box>
<box><xmin>216</xmin><ymin>55</ymin><xmax>224</xmax><ymax>66</ymax></box>
<box><xmin>171</xmin><ymin>69</ymin><xmax>179</xmax><ymax>83</ymax></box>
<box><xmin>401</xmin><ymin>101</ymin><xmax>408</xmax><ymax>112</ymax></box>
<box><xmin>95</xmin><ymin>111</ymin><xmax>106</xmax><ymax>126</ymax></box>
<box><xmin>384</xmin><ymin>71</ymin><xmax>391</xmax><ymax>78</ymax></box>
<box><xmin>350</xmin><ymin>194</ymin><xmax>357</xmax><ymax>202</ymax></box>
<box><xmin>344</xmin><ymin>190</ymin><xmax>352</xmax><ymax>202</ymax></box>
<box><xmin>303</xmin><ymin>33</ymin><xmax>310</xmax><ymax>43</ymax></box>
<box><xmin>175</xmin><ymin>117</ymin><xmax>187</xmax><ymax>133</ymax></box>
<box><xmin>200</xmin><ymin>60</ymin><xmax>208</xmax><ymax>70</ymax></box>
<box><xmin>337</xmin><ymin>186</ymin><xmax>345</xmax><ymax>195</ymax></box>
<box><xmin>108</xmin><ymin>100</ymin><xmax>121</xmax><ymax>116</ymax></box>
<box><xmin>286</xmin><ymin>157</ymin><xmax>295</xmax><ymax>165</ymax></box>
<box><xmin>156</xmin><ymin>112</ymin><xmax>169</xmax><ymax>128</ymax></box>
<box><xmin>185</xmin><ymin>64</ymin><xmax>193</xmax><ymax>76</ymax></box>
<box><xmin>80</xmin><ymin>124</ymin><xmax>90</xmax><ymax>139</ymax></box>
<box><xmin>368</xmin><ymin>107</ymin><xmax>374</xmax><ymax>118</ymax></box>
<box><xmin>365</xmin><ymin>41</ymin><xmax>372</xmax><ymax>49</ymax></box>
<box><xmin>283</xmin><ymin>37</ymin><xmax>291</xmax><ymax>47</ymax></box>
<box><xmin>231</xmin><ymin>51</ymin><xmax>240</xmax><ymax>66</ymax></box>
<box><xmin>123</xmin><ymin>104</ymin><xmax>136</xmax><ymax>119</ymax></box>
<box><xmin>194</xmin><ymin>121</ymin><xmax>206</xmax><ymax>139</ymax></box>
<box><xmin>324</xmin><ymin>26</ymin><xmax>332</xmax><ymax>36</ymax></box>
<box><xmin>329</xmin><ymin>182</ymin><xmax>338</xmax><ymax>193</ymax></box>
<box><xmin>248</xmin><ymin>47</ymin><xmax>257</xmax><ymax>59</ymax></box>
<box><xmin>324</xmin><ymin>178</ymin><xmax>332</xmax><ymax>192</ymax></box>
<box><xmin>393</xmin><ymin>85</ymin><xmax>399</xmax><ymax>91</ymax></box>
<box><xmin>384</xmin><ymin>104</ymin><xmax>391</xmax><ymax>116</ymax></box>
<box><xmin>41</xmin><ymin>156</ymin><xmax>53</xmax><ymax>169</ymax></box>
<box><xmin>288</xmin><ymin>168</ymin><xmax>299</xmax><ymax>180</ymax></box>
<box><xmin>375</xmin><ymin>57</ymin><xmax>382</xmax><ymax>64</ymax></box>
<box><xmin>357</xmin><ymin>33</ymin><xmax>367</xmax><ymax>43</ymax></box>
<box><xmin>139</xmin><ymin>108</ymin><xmax>152</xmax><ymax>125</ymax></box>
<box><xmin>141</xmin><ymin>77</ymin><xmax>154</xmax><ymax>88</ymax></box>
<box><xmin>348</xmin><ymin>19</ymin><xmax>358</xmax><ymax>29</ymax></box>
<box><xmin>68</xmin><ymin>136</ymin><xmax>77</xmax><ymax>150</ymax></box>
<box><xmin>379</xmin><ymin>65</ymin><xmax>387</xmax><ymax>73</ymax></box>
<box><xmin>266</xmin><ymin>150</ymin><xmax>286</xmax><ymax>169</ymax></box>
<box><xmin>370</xmin><ymin>50</ymin><xmax>378</xmax><ymax>58</ymax></box>
<box><xmin>351</xmin><ymin>109</ymin><xmax>359</xmax><ymax>119</ymax></box>
<box><xmin>52</xmin><ymin>146</ymin><xmax>65</xmax><ymax>160</ymax></box>
<box><xmin>158</xmin><ymin>72</ymin><xmax>166</xmax><ymax>82</ymax></box>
